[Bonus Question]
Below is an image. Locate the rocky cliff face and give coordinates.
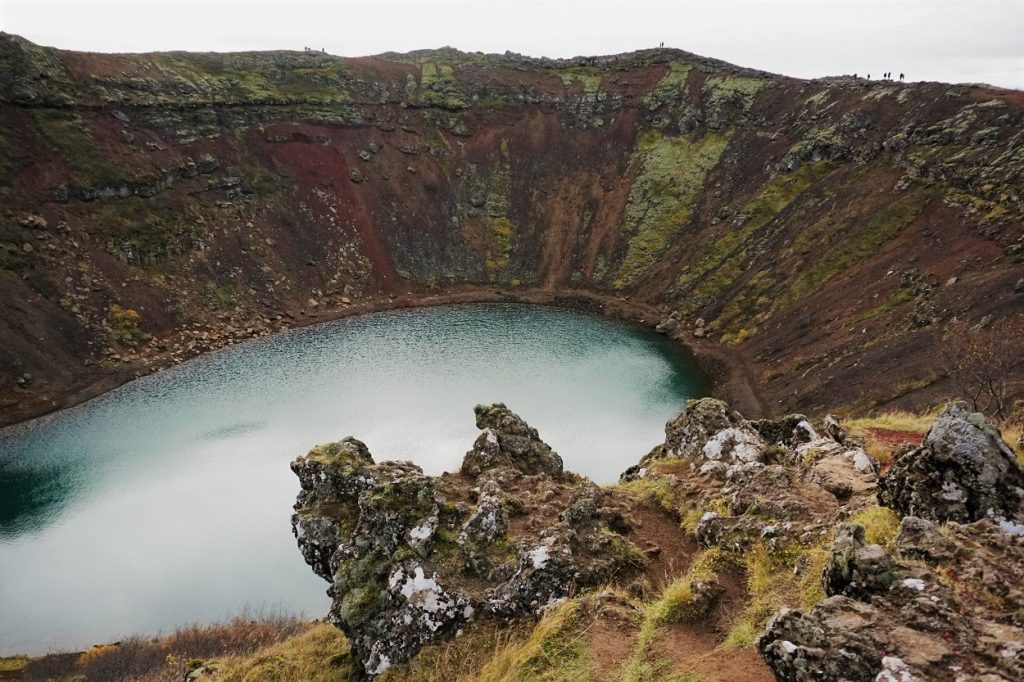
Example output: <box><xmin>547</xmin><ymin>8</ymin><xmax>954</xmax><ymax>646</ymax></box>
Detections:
<box><xmin>292</xmin><ymin>400</ymin><xmax>1024</xmax><ymax>679</ymax></box>
<box><xmin>1</xmin><ymin>33</ymin><xmax>1023</xmax><ymax>424</ymax></box>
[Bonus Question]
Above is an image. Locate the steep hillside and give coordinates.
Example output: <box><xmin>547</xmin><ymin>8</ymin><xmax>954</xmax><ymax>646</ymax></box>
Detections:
<box><xmin>1</xmin><ymin>33</ymin><xmax>1022</xmax><ymax>424</ymax></box>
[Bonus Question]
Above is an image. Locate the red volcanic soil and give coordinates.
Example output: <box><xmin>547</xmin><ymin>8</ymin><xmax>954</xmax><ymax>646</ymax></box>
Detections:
<box><xmin>0</xmin><ymin>39</ymin><xmax>1022</xmax><ymax>427</ymax></box>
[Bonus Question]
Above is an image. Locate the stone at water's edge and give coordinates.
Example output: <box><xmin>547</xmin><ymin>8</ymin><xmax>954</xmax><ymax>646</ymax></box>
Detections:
<box><xmin>291</xmin><ymin>398</ymin><xmax>1024</xmax><ymax>678</ymax></box>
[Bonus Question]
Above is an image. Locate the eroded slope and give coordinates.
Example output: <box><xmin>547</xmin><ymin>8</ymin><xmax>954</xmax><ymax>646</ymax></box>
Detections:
<box><xmin>1</xmin><ymin>33</ymin><xmax>1022</xmax><ymax>423</ymax></box>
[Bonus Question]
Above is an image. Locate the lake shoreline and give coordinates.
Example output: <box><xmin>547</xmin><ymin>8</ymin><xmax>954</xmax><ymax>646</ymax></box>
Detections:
<box><xmin>1</xmin><ymin>301</ymin><xmax>709</xmax><ymax>655</ymax></box>
<box><xmin>2</xmin><ymin>287</ymin><xmax>767</xmax><ymax>431</ymax></box>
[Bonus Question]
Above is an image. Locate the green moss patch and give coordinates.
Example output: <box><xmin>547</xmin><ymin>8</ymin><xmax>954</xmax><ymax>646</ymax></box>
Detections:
<box><xmin>92</xmin><ymin>51</ymin><xmax>352</xmax><ymax>106</ymax></box>
<box><xmin>557</xmin><ymin>68</ymin><xmax>604</xmax><ymax>97</ymax></box>
<box><xmin>777</xmin><ymin>189</ymin><xmax>931</xmax><ymax>310</ymax></box>
<box><xmin>643</xmin><ymin>61</ymin><xmax>693</xmax><ymax>110</ymax></box>
<box><xmin>703</xmin><ymin>75</ymin><xmax>769</xmax><ymax>113</ymax></box>
<box><xmin>674</xmin><ymin>161</ymin><xmax>833</xmax><ymax>319</ymax></box>
<box><xmin>418</xmin><ymin>63</ymin><xmax>468</xmax><ymax>109</ymax></box>
<box><xmin>614</xmin><ymin>131</ymin><xmax>731</xmax><ymax>289</ymax></box>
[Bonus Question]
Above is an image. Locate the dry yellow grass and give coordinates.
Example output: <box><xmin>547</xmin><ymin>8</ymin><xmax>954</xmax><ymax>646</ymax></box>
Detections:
<box><xmin>1001</xmin><ymin>422</ymin><xmax>1023</xmax><ymax>464</ymax></box>
<box><xmin>0</xmin><ymin>655</ymin><xmax>28</xmax><ymax>673</ymax></box>
<box><xmin>850</xmin><ymin>506</ymin><xmax>901</xmax><ymax>547</ymax></box>
<box><xmin>475</xmin><ymin>600</ymin><xmax>591</xmax><ymax>682</ymax></box>
<box><xmin>846</xmin><ymin>407</ymin><xmax>1023</xmax><ymax>465</ymax></box>
<box><xmin>380</xmin><ymin>621</ymin><xmax>530</xmax><ymax>682</ymax></box>
<box><xmin>720</xmin><ymin>540</ymin><xmax>830</xmax><ymax>650</ymax></box>
<box><xmin>213</xmin><ymin>622</ymin><xmax>352</xmax><ymax>682</ymax></box>
<box><xmin>844</xmin><ymin>408</ymin><xmax>940</xmax><ymax>463</ymax></box>
<box><xmin>845</xmin><ymin>408</ymin><xmax>940</xmax><ymax>439</ymax></box>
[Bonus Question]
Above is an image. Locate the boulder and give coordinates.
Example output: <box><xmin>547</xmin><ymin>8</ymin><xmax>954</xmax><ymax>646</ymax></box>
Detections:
<box><xmin>17</xmin><ymin>214</ymin><xmax>47</xmax><ymax>229</ymax></box>
<box><xmin>461</xmin><ymin>403</ymin><xmax>563</xmax><ymax>477</ymax></box>
<box><xmin>823</xmin><ymin>414</ymin><xmax>846</xmax><ymax>444</ymax></box>
<box><xmin>663</xmin><ymin>398</ymin><xmax>765</xmax><ymax>463</ymax></box>
<box><xmin>196</xmin><ymin>153</ymin><xmax>219</xmax><ymax>173</ymax></box>
<box><xmin>877</xmin><ymin>402</ymin><xmax>1024</xmax><ymax>529</ymax></box>
<box><xmin>655</xmin><ymin>316</ymin><xmax>680</xmax><ymax>334</ymax></box>
<box><xmin>893</xmin><ymin>516</ymin><xmax>957</xmax><ymax>563</ymax></box>
<box><xmin>821</xmin><ymin>523</ymin><xmax>900</xmax><ymax>599</ymax></box>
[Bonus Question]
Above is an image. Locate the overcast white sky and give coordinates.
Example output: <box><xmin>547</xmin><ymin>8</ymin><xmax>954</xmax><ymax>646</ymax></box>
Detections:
<box><xmin>2</xmin><ymin>0</ymin><xmax>1022</xmax><ymax>89</ymax></box>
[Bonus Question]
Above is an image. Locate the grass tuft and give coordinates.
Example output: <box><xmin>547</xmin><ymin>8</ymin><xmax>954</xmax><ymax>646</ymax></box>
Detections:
<box><xmin>616</xmin><ymin>549</ymin><xmax>730</xmax><ymax>679</ymax></box>
<box><xmin>850</xmin><ymin>506</ymin><xmax>901</xmax><ymax>547</ymax></box>
<box><xmin>213</xmin><ymin>622</ymin><xmax>352</xmax><ymax>682</ymax></box>
<box><xmin>720</xmin><ymin>540</ymin><xmax>830</xmax><ymax>650</ymax></box>
<box><xmin>476</xmin><ymin>600</ymin><xmax>590</xmax><ymax>682</ymax></box>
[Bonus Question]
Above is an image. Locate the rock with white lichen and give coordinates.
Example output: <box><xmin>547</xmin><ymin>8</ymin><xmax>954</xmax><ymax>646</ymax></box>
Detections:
<box><xmin>758</xmin><ymin>517</ymin><xmax>1024</xmax><ymax>681</ymax></box>
<box><xmin>291</xmin><ymin>404</ymin><xmax>639</xmax><ymax>676</ymax></box>
<box><xmin>877</xmin><ymin>402</ymin><xmax>1024</xmax><ymax>530</ymax></box>
<box><xmin>460</xmin><ymin>402</ymin><xmax>563</xmax><ymax>477</ymax></box>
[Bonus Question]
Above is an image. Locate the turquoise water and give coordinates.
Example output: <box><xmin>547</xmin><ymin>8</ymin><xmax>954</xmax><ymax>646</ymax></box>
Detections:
<box><xmin>0</xmin><ymin>303</ymin><xmax>706</xmax><ymax>655</ymax></box>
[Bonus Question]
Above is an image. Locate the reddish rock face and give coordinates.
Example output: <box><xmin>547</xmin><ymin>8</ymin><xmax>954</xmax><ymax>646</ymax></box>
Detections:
<box><xmin>1</xmin><ymin>34</ymin><xmax>1022</xmax><ymax>424</ymax></box>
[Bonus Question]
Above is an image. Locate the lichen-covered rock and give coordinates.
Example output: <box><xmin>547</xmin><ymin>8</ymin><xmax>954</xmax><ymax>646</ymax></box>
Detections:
<box><xmin>759</xmin><ymin>518</ymin><xmax>1024</xmax><ymax>681</ymax></box>
<box><xmin>629</xmin><ymin>397</ymin><xmax>774</xmax><ymax>479</ymax></box>
<box><xmin>821</xmin><ymin>523</ymin><xmax>900</xmax><ymax>599</ymax></box>
<box><xmin>758</xmin><ymin>599</ymin><xmax>884</xmax><ymax>682</ymax></box>
<box><xmin>291</xmin><ymin>440</ymin><xmax>464</xmax><ymax>675</ymax></box>
<box><xmin>749</xmin><ymin>413</ymin><xmax>817</xmax><ymax>448</ymax></box>
<box><xmin>292</xmin><ymin>404</ymin><xmax>639</xmax><ymax>676</ymax></box>
<box><xmin>877</xmin><ymin>402</ymin><xmax>1024</xmax><ymax>529</ymax></box>
<box><xmin>823</xmin><ymin>415</ymin><xmax>847</xmax><ymax>444</ymax></box>
<box><xmin>458</xmin><ymin>480</ymin><xmax>506</xmax><ymax>546</ymax></box>
<box><xmin>461</xmin><ymin>403</ymin><xmax>563</xmax><ymax>477</ymax></box>
<box><xmin>663</xmin><ymin>398</ymin><xmax>757</xmax><ymax>460</ymax></box>
<box><xmin>623</xmin><ymin>401</ymin><xmax>880</xmax><ymax>555</ymax></box>
<box><xmin>892</xmin><ymin>516</ymin><xmax>957</xmax><ymax>563</ymax></box>
<box><xmin>290</xmin><ymin>437</ymin><xmax>376</xmax><ymax>580</ymax></box>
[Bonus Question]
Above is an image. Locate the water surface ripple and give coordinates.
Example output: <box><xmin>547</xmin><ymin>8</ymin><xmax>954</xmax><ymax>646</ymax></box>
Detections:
<box><xmin>0</xmin><ymin>303</ymin><xmax>706</xmax><ymax>654</ymax></box>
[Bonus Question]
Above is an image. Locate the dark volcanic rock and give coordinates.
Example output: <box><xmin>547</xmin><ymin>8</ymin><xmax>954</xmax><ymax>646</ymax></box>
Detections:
<box><xmin>461</xmin><ymin>402</ymin><xmax>563</xmax><ymax>477</ymax></box>
<box><xmin>759</xmin><ymin>519</ymin><xmax>1024</xmax><ymax>682</ymax></box>
<box><xmin>292</xmin><ymin>404</ymin><xmax>638</xmax><ymax>676</ymax></box>
<box><xmin>877</xmin><ymin>402</ymin><xmax>1024</xmax><ymax>529</ymax></box>
<box><xmin>821</xmin><ymin>523</ymin><xmax>900</xmax><ymax>599</ymax></box>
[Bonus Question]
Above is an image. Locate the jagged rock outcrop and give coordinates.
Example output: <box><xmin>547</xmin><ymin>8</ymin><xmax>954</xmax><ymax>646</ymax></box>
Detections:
<box><xmin>460</xmin><ymin>403</ymin><xmax>563</xmax><ymax>477</ymax></box>
<box><xmin>878</xmin><ymin>402</ymin><xmax>1024</xmax><ymax>531</ymax></box>
<box><xmin>759</xmin><ymin>404</ymin><xmax>1024</xmax><ymax>682</ymax></box>
<box><xmin>624</xmin><ymin>397</ymin><xmax>878</xmax><ymax>551</ymax></box>
<box><xmin>291</xmin><ymin>404</ymin><xmax>640</xmax><ymax>676</ymax></box>
<box><xmin>290</xmin><ymin>397</ymin><xmax>1024</xmax><ymax>679</ymax></box>
<box><xmin>758</xmin><ymin>517</ymin><xmax>1024</xmax><ymax>682</ymax></box>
